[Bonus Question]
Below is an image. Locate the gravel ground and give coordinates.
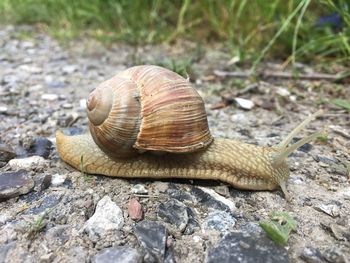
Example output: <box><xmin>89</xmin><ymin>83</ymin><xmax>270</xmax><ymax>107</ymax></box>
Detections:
<box><xmin>0</xmin><ymin>25</ymin><xmax>349</xmax><ymax>263</ymax></box>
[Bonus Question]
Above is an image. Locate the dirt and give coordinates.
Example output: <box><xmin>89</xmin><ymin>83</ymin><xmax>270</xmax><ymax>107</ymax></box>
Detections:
<box><xmin>0</xmin><ymin>25</ymin><xmax>349</xmax><ymax>263</ymax></box>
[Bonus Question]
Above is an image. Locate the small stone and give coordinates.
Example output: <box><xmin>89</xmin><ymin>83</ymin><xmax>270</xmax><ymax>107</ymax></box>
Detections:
<box><xmin>51</xmin><ymin>174</ymin><xmax>66</xmax><ymax>187</ymax></box>
<box><xmin>8</xmin><ymin>156</ymin><xmax>47</xmax><ymax>170</ymax></box>
<box><xmin>37</xmin><ymin>173</ymin><xmax>52</xmax><ymax>191</ymax></box>
<box><xmin>79</xmin><ymin>99</ymin><xmax>87</xmax><ymax>109</ymax></box>
<box><xmin>131</xmin><ymin>184</ymin><xmax>148</xmax><ymax>194</ymax></box>
<box><xmin>0</xmin><ymin>106</ymin><xmax>8</xmax><ymax>114</ymax></box>
<box><xmin>292</xmin><ymin>137</ymin><xmax>313</xmax><ymax>153</ymax></box>
<box><xmin>276</xmin><ymin>87</ymin><xmax>290</xmax><ymax>97</ymax></box>
<box><xmin>26</xmin><ymin>194</ymin><xmax>62</xmax><ymax>214</ymax></box>
<box><xmin>202</xmin><ymin>210</ymin><xmax>236</xmax><ymax>233</ymax></box>
<box><xmin>92</xmin><ymin>246</ymin><xmax>142</xmax><ymax>263</ymax></box>
<box><xmin>314</xmin><ymin>155</ymin><xmax>338</xmax><ymax>164</ymax></box>
<box><xmin>152</xmin><ymin>181</ymin><xmax>169</xmax><ymax>193</ymax></box>
<box><xmin>191</xmin><ymin>187</ymin><xmax>231</xmax><ymax>212</ymax></box>
<box><xmin>300</xmin><ymin>246</ymin><xmax>325</xmax><ymax>263</ymax></box>
<box><xmin>134</xmin><ymin>221</ymin><xmax>167</xmax><ymax>262</ymax></box>
<box><xmin>0</xmin><ymin>170</ymin><xmax>34</xmax><ymax>199</ymax></box>
<box><xmin>0</xmin><ymin>143</ymin><xmax>16</xmax><ymax>162</ymax></box>
<box><xmin>234</xmin><ymin>97</ymin><xmax>254</xmax><ymax>110</ymax></box>
<box><xmin>25</xmin><ymin>137</ymin><xmax>53</xmax><ymax>159</ymax></box>
<box><xmin>157</xmin><ymin>199</ymin><xmax>188</xmax><ymax>232</ymax></box>
<box><xmin>315</xmin><ymin>202</ymin><xmax>341</xmax><ymax>217</ymax></box>
<box><xmin>62</xmin><ymin>65</ymin><xmax>78</xmax><ymax>74</ymax></box>
<box><xmin>128</xmin><ymin>198</ymin><xmax>143</xmax><ymax>221</ymax></box>
<box><xmin>184</xmin><ymin>207</ymin><xmax>199</xmax><ymax>235</ymax></box>
<box><xmin>198</xmin><ymin>187</ymin><xmax>235</xmax><ymax>211</ymax></box>
<box><xmin>206</xmin><ymin>231</ymin><xmax>289</xmax><ymax>263</ymax></box>
<box><xmin>62</xmin><ymin>103</ymin><xmax>73</xmax><ymax>109</ymax></box>
<box><xmin>41</xmin><ymin>93</ymin><xmax>59</xmax><ymax>101</ymax></box>
<box><xmin>84</xmin><ymin>196</ymin><xmax>124</xmax><ymax>242</ymax></box>
<box><xmin>19</xmin><ymin>64</ymin><xmax>42</xmax><ymax>74</ymax></box>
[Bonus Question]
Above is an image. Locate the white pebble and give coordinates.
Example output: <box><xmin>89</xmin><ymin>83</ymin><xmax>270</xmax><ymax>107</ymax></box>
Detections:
<box><xmin>51</xmin><ymin>173</ymin><xmax>66</xmax><ymax>187</ymax></box>
<box><xmin>131</xmin><ymin>184</ymin><xmax>148</xmax><ymax>194</ymax></box>
<box><xmin>41</xmin><ymin>93</ymin><xmax>58</xmax><ymax>101</ymax></box>
<box><xmin>0</xmin><ymin>106</ymin><xmax>8</xmax><ymax>113</ymax></box>
<box><xmin>79</xmin><ymin>99</ymin><xmax>87</xmax><ymax>109</ymax></box>
<box><xmin>84</xmin><ymin>196</ymin><xmax>124</xmax><ymax>242</ymax></box>
<box><xmin>276</xmin><ymin>87</ymin><xmax>290</xmax><ymax>97</ymax></box>
<box><xmin>234</xmin><ymin>97</ymin><xmax>254</xmax><ymax>110</ymax></box>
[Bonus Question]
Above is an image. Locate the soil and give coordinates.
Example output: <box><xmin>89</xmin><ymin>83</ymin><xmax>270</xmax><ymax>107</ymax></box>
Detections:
<box><xmin>0</xmin><ymin>25</ymin><xmax>349</xmax><ymax>263</ymax></box>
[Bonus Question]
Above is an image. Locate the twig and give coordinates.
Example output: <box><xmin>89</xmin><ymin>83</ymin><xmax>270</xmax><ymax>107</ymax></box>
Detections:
<box><xmin>213</xmin><ymin>70</ymin><xmax>348</xmax><ymax>82</ymax></box>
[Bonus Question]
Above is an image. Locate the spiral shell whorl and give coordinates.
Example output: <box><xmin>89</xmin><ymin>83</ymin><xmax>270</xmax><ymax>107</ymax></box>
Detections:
<box><xmin>87</xmin><ymin>65</ymin><xmax>213</xmax><ymax>158</ymax></box>
<box><xmin>87</xmin><ymin>77</ymin><xmax>142</xmax><ymax>158</ymax></box>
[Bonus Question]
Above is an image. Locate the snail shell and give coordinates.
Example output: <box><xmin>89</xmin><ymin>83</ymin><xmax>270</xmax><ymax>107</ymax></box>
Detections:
<box><xmin>87</xmin><ymin>65</ymin><xmax>213</xmax><ymax>158</ymax></box>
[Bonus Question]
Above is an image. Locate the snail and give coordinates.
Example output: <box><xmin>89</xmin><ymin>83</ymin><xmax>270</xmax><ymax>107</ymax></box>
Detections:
<box><xmin>56</xmin><ymin>65</ymin><xmax>323</xmax><ymax>200</ymax></box>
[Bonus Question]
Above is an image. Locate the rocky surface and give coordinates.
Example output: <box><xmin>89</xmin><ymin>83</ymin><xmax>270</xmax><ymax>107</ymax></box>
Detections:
<box><xmin>0</xmin><ymin>25</ymin><xmax>349</xmax><ymax>262</ymax></box>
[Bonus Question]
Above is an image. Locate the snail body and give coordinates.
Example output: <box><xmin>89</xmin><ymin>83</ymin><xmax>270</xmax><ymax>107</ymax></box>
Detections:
<box><xmin>56</xmin><ymin>65</ymin><xmax>322</xmax><ymax>199</ymax></box>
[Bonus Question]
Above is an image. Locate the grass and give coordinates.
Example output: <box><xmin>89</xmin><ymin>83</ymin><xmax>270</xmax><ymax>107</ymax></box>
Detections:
<box><xmin>260</xmin><ymin>211</ymin><xmax>297</xmax><ymax>246</ymax></box>
<box><xmin>0</xmin><ymin>0</ymin><xmax>349</xmax><ymax>67</ymax></box>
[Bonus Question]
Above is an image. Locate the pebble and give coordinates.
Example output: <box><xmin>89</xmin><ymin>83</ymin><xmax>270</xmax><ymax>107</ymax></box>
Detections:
<box><xmin>206</xmin><ymin>231</ymin><xmax>289</xmax><ymax>263</ymax></box>
<box><xmin>191</xmin><ymin>187</ymin><xmax>231</xmax><ymax>212</ymax></box>
<box><xmin>25</xmin><ymin>137</ymin><xmax>53</xmax><ymax>159</ymax></box>
<box><xmin>8</xmin><ymin>156</ymin><xmax>47</xmax><ymax>170</ymax></box>
<box><xmin>157</xmin><ymin>199</ymin><xmax>188</xmax><ymax>232</ymax></box>
<box><xmin>127</xmin><ymin>198</ymin><xmax>143</xmax><ymax>221</ymax></box>
<box><xmin>41</xmin><ymin>93</ymin><xmax>59</xmax><ymax>101</ymax></box>
<box><xmin>0</xmin><ymin>170</ymin><xmax>34</xmax><ymax>199</ymax></box>
<box><xmin>26</xmin><ymin>194</ymin><xmax>62</xmax><ymax>215</ymax></box>
<box><xmin>234</xmin><ymin>97</ymin><xmax>254</xmax><ymax>110</ymax></box>
<box><xmin>300</xmin><ymin>246</ymin><xmax>325</xmax><ymax>263</ymax></box>
<box><xmin>134</xmin><ymin>221</ymin><xmax>167</xmax><ymax>262</ymax></box>
<box><xmin>199</xmin><ymin>187</ymin><xmax>235</xmax><ymax>211</ymax></box>
<box><xmin>314</xmin><ymin>202</ymin><xmax>341</xmax><ymax>217</ymax></box>
<box><xmin>92</xmin><ymin>246</ymin><xmax>142</xmax><ymax>263</ymax></box>
<box><xmin>131</xmin><ymin>184</ymin><xmax>148</xmax><ymax>194</ymax></box>
<box><xmin>62</xmin><ymin>65</ymin><xmax>78</xmax><ymax>74</ymax></box>
<box><xmin>314</xmin><ymin>155</ymin><xmax>338</xmax><ymax>164</ymax></box>
<box><xmin>0</xmin><ymin>106</ymin><xmax>8</xmax><ymax>114</ymax></box>
<box><xmin>51</xmin><ymin>173</ymin><xmax>67</xmax><ymax>187</ymax></box>
<box><xmin>79</xmin><ymin>99</ymin><xmax>87</xmax><ymax>109</ymax></box>
<box><xmin>292</xmin><ymin>137</ymin><xmax>313</xmax><ymax>153</ymax></box>
<box><xmin>202</xmin><ymin>211</ymin><xmax>236</xmax><ymax>234</ymax></box>
<box><xmin>184</xmin><ymin>207</ymin><xmax>200</xmax><ymax>235</ymax></box>
<box><xmin>152</xmin><ymin>181</ymin><xmax>169</xmax><ymax>193</ymax></box>
<box><xmin>84</xmin><ymin>196</ymin><xmax>124</xmax><ymax>242</ymax></box>
<box><xmin>276</xmin><ymin>87</ymin><xmax>290</xmax><ymax>97</ymax></box>
<box><xmin>62</xmin><ymin>103</ymin><xmax>73</xmax><ymax>109</ymax></box>
<box><xmin>0</xmin><ymin>143</ymin><xmax>16</xmax><ymax>162</ymax></box>
<box><xmin>18</xmin><ymin>64</ymin><xmax>42</xmax><ymax>74</ymax></box>
<box><xmin>36</xmin><ymin>173</ymin><xmax>52</xmax><ymax>191</ymax></box>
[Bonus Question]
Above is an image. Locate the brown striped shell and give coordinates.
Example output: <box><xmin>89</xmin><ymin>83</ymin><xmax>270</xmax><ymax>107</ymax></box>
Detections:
<box><xmin>87</xmin><ymin>65</ymin><xmax>213</xmax><ymax>158</ymax></box>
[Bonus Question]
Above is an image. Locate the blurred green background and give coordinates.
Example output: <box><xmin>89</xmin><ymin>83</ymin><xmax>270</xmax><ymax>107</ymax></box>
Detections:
<box><xmin>0</xmin><ymin>0</ymin><xmax>349</xmax><ymax>67</ymax></box>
